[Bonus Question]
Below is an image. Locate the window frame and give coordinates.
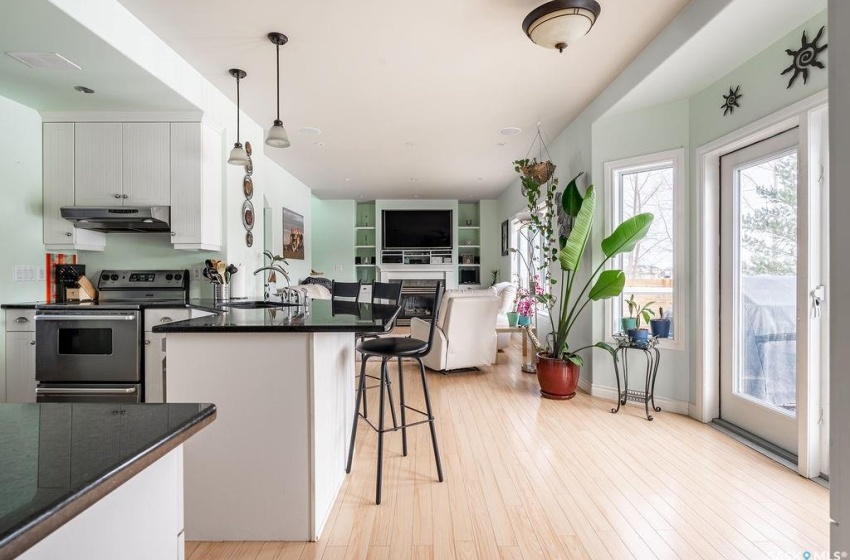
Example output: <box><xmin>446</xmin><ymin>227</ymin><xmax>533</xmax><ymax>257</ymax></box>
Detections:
<box><xmin>604</xmin><ymin>148</ymin><xmax>687</xmax><ymax>350</ymax></box>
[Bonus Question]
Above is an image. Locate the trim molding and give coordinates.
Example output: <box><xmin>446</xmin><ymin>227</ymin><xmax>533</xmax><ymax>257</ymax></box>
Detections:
<box><xmin>40</xmin><ymin>111</ymin><xmax>204</xmax><ymax>122</ymax></box>
<box><xmin>590</xmin><ymin>383</ymin><xmax>689</xmax><ymax>415</ymax></box>
<box><xmin>578</xmin><ymin>376</ymin><xmax>592</xmax><ymax>394</ymax></box>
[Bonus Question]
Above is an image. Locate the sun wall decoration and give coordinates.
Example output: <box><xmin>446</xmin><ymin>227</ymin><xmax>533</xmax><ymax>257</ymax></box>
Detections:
<box><xmin>721</xmin><ymin>86</ymin><xmax>742</xmax><ymax>116</ymax></box>
<box><xmin>781</xmin><ymin>25</ymin><xmax>827</xmax><ymax>89</ymax></box>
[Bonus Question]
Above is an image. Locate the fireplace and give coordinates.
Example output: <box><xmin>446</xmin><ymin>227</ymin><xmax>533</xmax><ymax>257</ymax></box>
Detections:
<box><xmin>393</xmin><ymin>279</ymin><xmax>440</xmax><ymax>326</ymax></box>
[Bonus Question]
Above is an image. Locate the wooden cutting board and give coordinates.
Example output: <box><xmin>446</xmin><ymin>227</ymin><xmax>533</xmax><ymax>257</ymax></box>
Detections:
<box><xmin>76</xmin><ymin>276</ymin><xmax>97</xmax><ymax>301</ymax></box>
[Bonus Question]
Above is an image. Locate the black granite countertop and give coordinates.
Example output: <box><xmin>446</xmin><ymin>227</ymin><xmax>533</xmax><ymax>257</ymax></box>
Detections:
<box><xmin>0</xmin><ymin>402</ymin><xmax>216</xmax><ymax>559</ymax></box>
<box><xmin>153</xmin><ymin>300</ymin><xmax>401</xmax><ymax>333</ymax></box>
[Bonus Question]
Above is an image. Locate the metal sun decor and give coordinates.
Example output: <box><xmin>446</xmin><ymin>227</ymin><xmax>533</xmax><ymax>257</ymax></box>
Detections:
<box><xmin>721</xmin><ymin>85</ymin><xmax>742</xmax><ymax>116</ymax></box>
<box><xmin>781</xmin><ymin>25</ymin><xmax>827</xmax><ymax>89</ymax></box>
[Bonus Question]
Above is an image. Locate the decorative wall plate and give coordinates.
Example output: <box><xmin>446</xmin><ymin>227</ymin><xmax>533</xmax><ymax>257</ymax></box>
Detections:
<box><xmin>242</xmin><ymin>200</ymin><xmax>255</xmax><ymax>231</ymax></box>
<box><xmin>243</xmin><ymin>175</ymin><xmax>253</xmax><ymax>199</ymax></box>
<box><xmin>245</xmin><ymin>141</ymin><xmax>253</xmax><ymax>157</ymax></box>
<box><xmin>244</xmin><ymin>156</ymin><xmax>253</xmax><ymax>176</ymax></box>
<box><xmin>246</xmin><ymin>232</ymin><xmax>253</xmax><ymax>247</ymax></box>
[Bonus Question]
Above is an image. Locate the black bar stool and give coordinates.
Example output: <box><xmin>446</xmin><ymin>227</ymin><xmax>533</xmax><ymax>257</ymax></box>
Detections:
<box><xmin>346</xmin><ymin>282</ymin><xmax>445</xmax><ymax>504</ymax></box>
<box><xmin>332</xmin><ymin>280</ymin><xmax>361</xmax><ymax>301</ymax></box>
<box><xmin>357</xmin><ymin>281</ymin><xmax>404</xmax><ymax>421</ymax></box>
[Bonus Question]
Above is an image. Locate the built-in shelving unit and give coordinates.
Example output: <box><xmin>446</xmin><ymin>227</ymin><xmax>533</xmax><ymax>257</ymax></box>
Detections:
<box><xmin>457</xmin><ymin>202</ymin><xmax>481</xmax><ymax>286</ymax></box>
<box><xmin>355</xmin><ymin>201</ymin><xmax>377</xmax><ymax>283</ymax></box>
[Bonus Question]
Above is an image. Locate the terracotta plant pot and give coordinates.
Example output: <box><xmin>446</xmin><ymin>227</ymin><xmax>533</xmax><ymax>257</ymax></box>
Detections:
<box><xmin>536</xmin><ymin>353</ymin><xmax>580</xmax><ymax>400</ymax></box>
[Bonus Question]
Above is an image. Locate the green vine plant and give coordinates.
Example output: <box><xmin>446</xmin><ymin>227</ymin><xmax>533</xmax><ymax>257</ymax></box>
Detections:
<box><xmin>514</xmin><ymin>159</ymin><xmax>654</xmax><ymax>366</ymax></box>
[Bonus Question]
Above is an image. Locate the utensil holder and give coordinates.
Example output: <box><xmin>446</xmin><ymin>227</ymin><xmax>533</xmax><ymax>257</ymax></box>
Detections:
<box><xmin>214</xmin><ymin>284</ymin><xmax>230</xmax><ymax>303</ymax></box>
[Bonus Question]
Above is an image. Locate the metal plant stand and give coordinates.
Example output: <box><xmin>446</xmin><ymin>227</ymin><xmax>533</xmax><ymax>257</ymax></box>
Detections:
<box><xmin>610</xmin><ymin>333</ymin><xmax>662</xmax><ymax>421</ymax></box>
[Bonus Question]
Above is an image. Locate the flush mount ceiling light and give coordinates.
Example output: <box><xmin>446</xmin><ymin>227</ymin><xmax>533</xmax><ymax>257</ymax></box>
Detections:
<box><xmin>265</xmin><ymin>32</ymin><xmax>291</xmax><ymax>148</ymax></box>
<box><xmin>500</xmin><ymin>127</ymin><xmax>522</xmax><ymax>136</ymax></box>
<box><xmin>297</xmin><ymin>126</ymin><xmax>322</xmax><ymax>135</ymax></box>
<box><xmin>522</xmin><ymin>0</ymin><xmax>601</xmax><ymax>53</ymax></box>
<box><xmin>227</xmin><ymin>68</ymin><xmax>250</xmax><ymax>166</ymax></box>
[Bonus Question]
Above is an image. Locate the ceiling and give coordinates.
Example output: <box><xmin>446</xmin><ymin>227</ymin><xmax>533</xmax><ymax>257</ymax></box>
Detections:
<box><xmin>115</xmin><ymin>0</ymin><xmax>691</xmax><ymax>199</ymax></box>
<box><xmin>0</xmin><ymin>0</ymin><xmax>197</xmax><ymax>112</ymax></box>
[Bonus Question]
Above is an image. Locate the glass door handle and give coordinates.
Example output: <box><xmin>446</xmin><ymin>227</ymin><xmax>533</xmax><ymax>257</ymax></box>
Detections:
<box><xmin>811</xmin><ymin>285</ymin><xmax>825</xmax><ymax>318</ymax></box>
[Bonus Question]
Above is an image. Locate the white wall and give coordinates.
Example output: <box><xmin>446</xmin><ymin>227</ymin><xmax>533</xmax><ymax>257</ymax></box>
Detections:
<box><xmin>828</xmin><ymin>0</ymin><xmax>849</xmax><ymax>552</ymax></box>
<box><xmin>0</xmin><ymin>95</ymin><xmax>45</xmax><ymax>398</ymax></box>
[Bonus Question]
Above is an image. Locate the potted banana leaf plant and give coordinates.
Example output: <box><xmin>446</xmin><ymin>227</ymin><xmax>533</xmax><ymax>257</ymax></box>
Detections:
<box><xmin>514</xmin><ymin>159</ymin><xmax>654</xmax><ymax>400</ymax></box>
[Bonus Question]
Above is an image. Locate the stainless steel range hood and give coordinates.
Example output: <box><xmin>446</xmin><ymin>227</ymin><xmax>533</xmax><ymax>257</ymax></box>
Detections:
<box><xmin>60</xmin><ymin>206</ymin><xmax>171</xmax><ymax>233</ymax></box>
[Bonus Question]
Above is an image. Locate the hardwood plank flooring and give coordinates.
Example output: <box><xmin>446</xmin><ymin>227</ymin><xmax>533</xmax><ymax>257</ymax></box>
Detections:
<box><xmin>188</xmin><ymin>335</ymin><xmax>828</xmax><ymax>559</ymax></box>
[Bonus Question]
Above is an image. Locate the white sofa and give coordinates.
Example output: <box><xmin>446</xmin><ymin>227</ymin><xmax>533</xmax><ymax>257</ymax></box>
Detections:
<box><xmin>491</xmin><ymin>282</ymin><xmax>518</xmax><ymax>349</ymax></box>
<box><xmin>410</xmin><ymin>290</ymin><xmax>501</xmax><ymax>372</ymax></box>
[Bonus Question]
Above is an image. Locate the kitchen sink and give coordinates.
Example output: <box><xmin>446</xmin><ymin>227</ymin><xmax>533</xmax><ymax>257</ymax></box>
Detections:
<box><xmin>218</xmin><ymin>301</ymin><xmax>300</xmax><ymax>309</ymax></box>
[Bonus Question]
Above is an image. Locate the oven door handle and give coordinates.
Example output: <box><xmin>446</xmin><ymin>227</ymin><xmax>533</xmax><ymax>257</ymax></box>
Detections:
<box><xmin>36</xmin><ymin>387</ymin><xmax>138</xmax><ymax>395</ymax></box>
<box><xmin>35</xmin><ymin>314</ymin><xmax>137</xmax><ymax>321</ymax></box>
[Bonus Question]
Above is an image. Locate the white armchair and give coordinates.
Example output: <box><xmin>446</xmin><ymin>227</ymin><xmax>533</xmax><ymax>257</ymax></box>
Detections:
<box><xmin>490</xmin><ymin>282</ymin><xmax>518</xmax><ymax>349</ymax></box>
<box><xmin>410</xmin><ymin>290</ymin><xmax>501</xmax><ymax>372</ymax></box>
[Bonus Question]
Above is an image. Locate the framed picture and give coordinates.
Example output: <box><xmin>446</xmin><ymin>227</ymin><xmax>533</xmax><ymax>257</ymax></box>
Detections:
<box><xmin>462</xmin><ymin>253</ymin><xmax>474</xmax><ymax>264</ymax></box>
<box><xmin>282</xmin><ymin>207</ymin><xmax>305</xmax><ymax>260</ymax></box>
<box><xmin>500</xmin><ymin>220</ymin><xmax>509</xmax><ymax>256</ymax></box>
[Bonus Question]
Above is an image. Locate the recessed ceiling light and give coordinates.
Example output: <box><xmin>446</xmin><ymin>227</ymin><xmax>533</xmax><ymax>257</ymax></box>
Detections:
<box><xmin>6</xmin><ymin>52</ymin><xmax>81</xmax><ymax>70</ymax></box>
<box><xmin>500</xmin><ymin>127</ymin><xmax>522</xmax><ymax>136</ymax></box>
<box><xmin>413</xmin><ymin>195</ymin><xmax>420</xmax><ymax>198</ymax></box>
<box><xmin>313</xmin><ymin>142</ymin><xmax>325</xmax><ymax>148</ymax></box>
<box><xmin>74</xmin><ymin>85</ymin><xmax>95</xmax><ymax>94</ymax></box>
<box><xmin>297</xmin><ymin>126</ymin><xmax>322</xmax><ymax>135</ymax></box>
<box><xmin>477</xmin><ymin>177</ymin><xmax>484</xmax><ymax>181</ymax></box>
<box><xmin>497</xmin><ymin>142</ymin><xmax>507</xmax><ymax>147</ymax></box>
<box><xmin>405</xmin><ymin>142</ymin><xmax>415</xmax><ymax>148</ymax></box>
<box><xmin>345</xmin><ymin>177</ymin><xmax>352</xmax><ymax>182</ymax></box>
<box><xmin>409</xmin><ymin>177</ymin><xmax>418</xmax><ymax>182</ymax></box>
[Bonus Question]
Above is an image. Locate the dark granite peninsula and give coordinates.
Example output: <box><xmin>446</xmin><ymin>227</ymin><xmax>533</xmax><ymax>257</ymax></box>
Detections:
<box><xmin>155</xmin><ymin>299</ymin><xmax>400</xmax><ymax>542</ymax></box>
<box><xmin>0</xmin><ymin>403</ymin><xmax>216</xmax><ymax>560</ymax></box>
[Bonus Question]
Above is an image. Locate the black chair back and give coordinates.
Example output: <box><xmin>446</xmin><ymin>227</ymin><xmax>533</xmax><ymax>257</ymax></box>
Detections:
<box><xmin>417</xmin><ymin>282</ymin><xmax>444</xmax><ymax>356</ymax></box>
<box><xmin>371</xmin><ymin>281</ymin><xmax>402</xmax><ymax>305</ymax></box>
<box><xmin>332</xmin><ymin>280</ymin><xmax>361</xmax><ymax>301</ymax></box>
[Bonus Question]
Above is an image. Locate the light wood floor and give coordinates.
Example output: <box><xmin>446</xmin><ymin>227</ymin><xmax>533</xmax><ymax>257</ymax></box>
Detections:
<box><xmin>186</xmin><ymin>337</ymin><xmax>829</xmax><ymax>560</ymax></box>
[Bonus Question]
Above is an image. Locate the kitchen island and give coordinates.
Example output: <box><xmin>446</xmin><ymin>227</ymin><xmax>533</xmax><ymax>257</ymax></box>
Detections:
<box><xmin>0</xmin><ymin>402</ymin><xmax>216</xmax><ymax>560</ymax></box>
<box><xmin>154</xmin><ymin>300</ymin><xmax>399</xmax><ymax>541</ymax></box>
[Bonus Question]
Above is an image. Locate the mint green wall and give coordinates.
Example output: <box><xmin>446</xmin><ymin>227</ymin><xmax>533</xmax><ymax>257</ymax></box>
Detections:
<box><xmin>311</xmin><ymin>198</ymin><xmax>355</xmax><ymax>281</ymax></box>
<box><xmin>591</xmin><ymin>99</ymin><xmax>691</xmax><ymax>403</ymax></box>
<box><xmin>690</xmin><ymin>11</ymin><xmax>828</xmax><ymax>151</ymax></box>
<box><xmin>0</xmin><ymin>95</ymin><xmax>45</xmax><ymax>400</ymax></box>
<box><xmin>479</xmin><ymin>200</ymin><xmax>500</xmax><ymax>286</ymax></box>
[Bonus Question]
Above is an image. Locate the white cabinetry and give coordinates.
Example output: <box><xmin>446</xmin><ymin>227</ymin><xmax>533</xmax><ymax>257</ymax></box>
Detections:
<box><xmin>170</xmin><ymin>123</ymin><xmax>223</xmax><ymax>251</ymax></box>
<box><xmin>42</xmin><ymin>118</ymin><xmax>222</xmax><ymax>252</ymax></box>
<box><xmin>122</xmin><ymin>123</ymin><xmax>171</xmax><ymax>206</ymax></box>
<box><xmin>74</xmin><ymin>123</ymin><xmax>123</xmax><ymax>206</ymax></box>
<box><xmin>43</xmin><ymin>123</ymin><xmax>106</xmax><ymax>252</ymax></box>
<box><xmin>4</xmin><ymin>309</ymin><xmax>37</xmax><ymax>403</ymax></box>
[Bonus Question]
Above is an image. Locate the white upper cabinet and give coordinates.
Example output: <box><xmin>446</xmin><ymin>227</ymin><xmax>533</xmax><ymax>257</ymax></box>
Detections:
<box><xmin>43</xmin><ymin>123</ymin><xmax>106</xmax><ymax>252</ymax></box>
<box><xmin>122</xmin><ymin>123</ymin><xmax>170</xmax><ymax>206</ymax></box>
<box><xmin>74</xmin><ymin>123</ymin><xmax>123</xmax><ymax>206</ymax></box>
<box><xmin>170</xmin><ymin>122</ymin><xmax>222</xmax><ymax>251</ymax></box>
<box><xmin>43</xmin><ymin>119</ymin><xmax>221</xmax><ymax>253</ymax></box>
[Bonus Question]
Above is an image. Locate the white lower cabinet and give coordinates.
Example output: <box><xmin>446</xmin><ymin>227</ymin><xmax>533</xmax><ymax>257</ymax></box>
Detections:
<box><xmin>5</xmin><ymin>330</ymin><xmax>37</xmax><ymax>404</ymax></box>
<box><xmin>144</xmin><ymin>308</ymin><xmax>214</xmax><ymax>402</ymax></box>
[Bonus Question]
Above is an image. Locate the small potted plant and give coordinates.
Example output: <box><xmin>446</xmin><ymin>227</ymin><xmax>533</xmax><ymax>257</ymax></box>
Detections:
<box><xmin>650</xmin><ymin>307</ymin><xmax>671</xmax><ymax>338</ymax></box>
<box><xmin>625</xmin><ymin>295</ymin><xmax>655</xmax><ymax>345</ymax></box>
<box><xmin>516</xmin><ymin>288</ymin><xmax>535</xmax><ymax>326</ymax></box>
<box><xmin>621</xmin><ymin>294</ymin><xmax>639</xmax><ymax>332</ymax></box>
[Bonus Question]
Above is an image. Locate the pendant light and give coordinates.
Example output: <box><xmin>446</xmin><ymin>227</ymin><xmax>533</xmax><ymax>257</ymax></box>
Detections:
<box><xmin>227</xmin><ymin>68</ymin><xmax>250</xmax><ymax>166</ymax></box>
<box><xmin>522</xmin><ymin>0</ymin><xmax>601</xmax><ymax>53</ymax></box>
<box><xmin>265</xmin><ymin>32</ymin><xmax>291</xmax><ymax>148</ymax></box>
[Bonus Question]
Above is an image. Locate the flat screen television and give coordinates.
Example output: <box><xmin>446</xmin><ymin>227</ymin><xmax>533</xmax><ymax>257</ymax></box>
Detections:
<box><xmin>382</xmin><ymin>210</ymin><xmax>453</xmax><ymax>249</ymax></box>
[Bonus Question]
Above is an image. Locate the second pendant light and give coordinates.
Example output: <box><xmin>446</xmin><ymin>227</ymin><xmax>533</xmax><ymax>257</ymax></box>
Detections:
<box><xmin>265</xmin><ymin>32</ymin><xmax>291</xmax><ymax>148</ymax></box>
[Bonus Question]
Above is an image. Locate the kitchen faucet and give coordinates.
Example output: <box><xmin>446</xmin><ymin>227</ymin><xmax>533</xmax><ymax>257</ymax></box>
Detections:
<box><xmin>253</xmin><ymin>265</ymin><xmax>296</xmax><ymax>303</ymax></box>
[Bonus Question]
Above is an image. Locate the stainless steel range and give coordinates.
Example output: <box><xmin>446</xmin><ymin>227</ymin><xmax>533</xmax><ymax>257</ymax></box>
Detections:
<box><xmin>35</xmin><ymin>270</ymin><xmax>190</xmax><ymax>403</ymax></box>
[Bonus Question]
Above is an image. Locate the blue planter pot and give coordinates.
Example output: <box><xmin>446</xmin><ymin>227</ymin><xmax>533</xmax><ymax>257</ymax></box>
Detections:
<box><xmin>517</xmin><ymin>315</ymin><xmax>531</xmax><ymax>326</ymax></box>
<box><xmin>650</xmin><ymin>319</ymin><xmax>671</xmax><ymax>338</ymax></box>
<box><xmin>627</xmin><ymin>328</ymin><xmax>649</xmax><ymax>346</ymax></box>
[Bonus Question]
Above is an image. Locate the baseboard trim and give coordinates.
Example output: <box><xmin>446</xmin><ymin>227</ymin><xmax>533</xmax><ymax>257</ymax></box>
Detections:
<box><xmin>578</xmin><ymin>377</ymin><xmax>592</xmax><ymax>394</ymax></box>
<box><xmin>590</xmin><ymin>383</ymin><xmax>689</xmax><ymax>415</ymax></box>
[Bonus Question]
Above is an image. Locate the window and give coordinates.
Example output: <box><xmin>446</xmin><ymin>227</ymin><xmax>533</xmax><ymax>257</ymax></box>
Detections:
<box><xmin>511</xmin><ymin>218</ymin><xmax>546</xmax><ymax>292</ymax></box>
<box><xmin>605</xmin><ymin>149</ymin><xmax>685</xmax><ymax>344</ymax></box>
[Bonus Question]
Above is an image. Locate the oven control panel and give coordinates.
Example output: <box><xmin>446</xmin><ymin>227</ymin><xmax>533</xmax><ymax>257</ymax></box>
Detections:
<box><xmin>98</xmin><ymin>270</ymin><xmax>189</xmax><ymax>290</ymax></box>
